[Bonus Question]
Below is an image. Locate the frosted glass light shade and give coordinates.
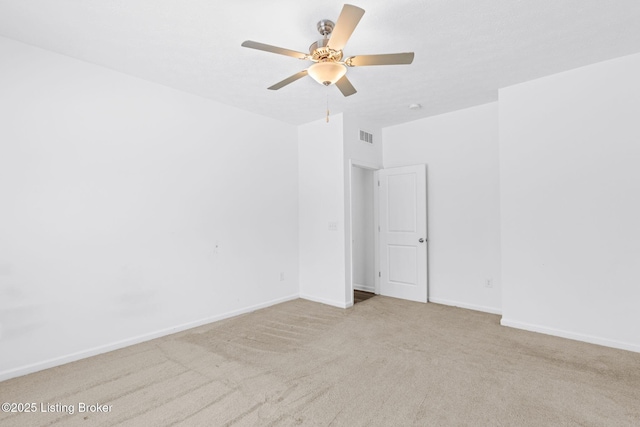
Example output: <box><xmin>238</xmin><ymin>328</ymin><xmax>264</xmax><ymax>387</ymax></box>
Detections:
<box><xmin>308</xmin><ymin>62</ymin><xmax>347</xmax><ymax>86</ymax></box>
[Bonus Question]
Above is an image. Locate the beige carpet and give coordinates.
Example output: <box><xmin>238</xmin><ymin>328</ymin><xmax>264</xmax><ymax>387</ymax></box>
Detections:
<box><xmin>1</xmin><ymin>297</ymin><xmax>639</xmax><ymax>426</ymax></box>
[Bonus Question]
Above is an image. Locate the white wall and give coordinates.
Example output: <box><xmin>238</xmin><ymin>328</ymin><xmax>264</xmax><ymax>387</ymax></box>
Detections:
<box><xmin>383</xmin><ymin>103</ymin><xmax>502</xmax><ymax>314</ymax></box>
<box><xmin>298</xmin><ymin>114</ymin><xmax>382</xmax><ymax>308</ymax></box>
<box><xmin>499</xmin><ymin>53</ymin><xmax>640</xmax><ymax>352</ymax></box>
<box><xmin>0</xmin><ymin>37</ymin><xmax>300</xmax><ymax>379</ymax></box>
<box><xmin>351</xmin><ymin>166</ymin><xmax>375</xmax><ymax>292</ymax></box>
<box><xmin>343</xmin><ymin>114</ymin><xmax>383</xmax><ymax>169</ymax></box>
<box><xmin>298</xmin><ymin>115</ymin><xmax>348</xmax><ymax>308</ymax></box>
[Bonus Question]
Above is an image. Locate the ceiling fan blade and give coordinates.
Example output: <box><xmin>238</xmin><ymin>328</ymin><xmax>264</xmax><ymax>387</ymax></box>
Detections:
<box><xmin>346</xmin><ymin>52</ymin><xmax>415</xmax><ymax>67</ymax></box>
<box><xmin>327</xmin><ymin>4</ymin><xmax>365</xmax><ymax>51</ymax></box>
<box><xmin>241</xmin><ymin>41</ymin><xmax>308</xmax><ymax>59</ymax></box>
<box><xmin>268</xmin><ymin>70</ymin><xmax>309</xmax><ymax>90</ymax></box>
<box><xmin>335</xmin><ymin>75</ymin><xmax>357</xmax><ymax>97</ymax></box>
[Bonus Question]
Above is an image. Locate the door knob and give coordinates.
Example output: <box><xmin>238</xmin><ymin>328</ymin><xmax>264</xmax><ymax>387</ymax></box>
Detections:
<box><xmin>419</xmin><ymin>238</ymin><xmax>425</xmax><ymax>243</ymax></box>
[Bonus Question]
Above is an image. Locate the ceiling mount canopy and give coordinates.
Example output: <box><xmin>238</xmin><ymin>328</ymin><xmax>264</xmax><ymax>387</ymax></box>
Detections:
<box><xmin>241</xmin><ymin>4</ymin><xmax>415</xmax><ymax>97</ymax></box>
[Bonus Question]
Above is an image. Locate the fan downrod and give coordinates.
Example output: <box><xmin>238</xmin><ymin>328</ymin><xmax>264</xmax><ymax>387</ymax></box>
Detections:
<box><xmin>316</xmin><ymin>20</ymin><xmax>335</xmax><ymax>37</ymax></box>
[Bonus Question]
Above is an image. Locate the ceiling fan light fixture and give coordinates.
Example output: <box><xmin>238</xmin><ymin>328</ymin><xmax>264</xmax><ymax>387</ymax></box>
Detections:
<box><xmin>241</xmin><ymin>4</ymin><xmax>414</xmax><ymax>97</ymax></box>
<box><xmin>308</xmin><ymin>62</ymin><xmax>347</xmax><ymax>86</ymax></box>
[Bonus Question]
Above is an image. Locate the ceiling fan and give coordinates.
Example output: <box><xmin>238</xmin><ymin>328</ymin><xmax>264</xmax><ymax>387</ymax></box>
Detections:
<box><xmin>241</xmin><ymin>4</ymin><xmax>414</xmax><ymax>97</ymax></box>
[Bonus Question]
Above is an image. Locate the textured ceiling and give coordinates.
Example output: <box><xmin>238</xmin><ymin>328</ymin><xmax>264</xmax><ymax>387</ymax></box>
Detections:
<box><xmin>1</xmin><ymin>0</ymin><xmax>640</xmax><ymax>127</ymax></box>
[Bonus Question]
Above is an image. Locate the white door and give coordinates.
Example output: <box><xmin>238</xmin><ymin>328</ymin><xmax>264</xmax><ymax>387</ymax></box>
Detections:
<box><xmin>377</xmin><ymin>165</ymin><xmax>427</xmax><ymax>303</ymax></box>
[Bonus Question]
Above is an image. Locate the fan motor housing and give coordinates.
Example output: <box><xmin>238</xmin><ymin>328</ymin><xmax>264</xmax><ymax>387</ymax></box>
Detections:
<box><xmin>310</xmin><ymin>19</ymin><xmax>342</xmax><ymax>63</ymax></box>
<box><xmin>309</xmin><ymin>38</ymin><xmax>343</xmax><ymax>62</ymax></box>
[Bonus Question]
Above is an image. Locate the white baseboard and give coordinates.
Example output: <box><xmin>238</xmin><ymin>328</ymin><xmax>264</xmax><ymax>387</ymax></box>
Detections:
<box><xmin>500</xmin><ymin>318</ymin><xmax>640</xmax><ymax>353</ymax></box>
<box><xmin>0</xmin><ymin>293</ymin><xmax>300</xmax><ymax>382</ymax></box>
<box><xmin>300</xmin><ymin>293</ymin><xmax>352</xmax><ymax>309</ymax></box>
<box><xmin>353</xmin><ymin>283</ymin><xmax>375</xmax><ymax>293</ymax></box>
<box><xmin>428</xmin><ymin>297</ymin><xmax>502</xmax><ymax>315</ymax></box>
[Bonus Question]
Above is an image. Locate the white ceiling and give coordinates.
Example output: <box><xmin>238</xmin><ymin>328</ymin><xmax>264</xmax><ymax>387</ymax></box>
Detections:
<box><xmin>1</xmin><ymin>0</ymin><xmax>640</xmax><ymax>127</ymax></box>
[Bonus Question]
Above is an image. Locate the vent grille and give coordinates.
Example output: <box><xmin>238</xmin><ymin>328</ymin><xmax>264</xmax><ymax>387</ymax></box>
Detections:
<box><xmin>359</xmin><ymin>130</ymin><xmax>373</xmax><ymax>144</ymax></box>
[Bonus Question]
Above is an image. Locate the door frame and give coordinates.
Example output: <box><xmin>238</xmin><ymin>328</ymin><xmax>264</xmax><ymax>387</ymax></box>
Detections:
<box><xmin>348</xmin><ymin>161</ymin><xmax>429</xmax><ymax>305</ymax></box>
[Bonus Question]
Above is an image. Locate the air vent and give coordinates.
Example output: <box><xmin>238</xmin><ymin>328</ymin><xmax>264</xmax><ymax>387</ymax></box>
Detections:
<box><xmin>359</xmin><ymin>130</ymin><xmax>373</xmax><ymax>144</ymax></box>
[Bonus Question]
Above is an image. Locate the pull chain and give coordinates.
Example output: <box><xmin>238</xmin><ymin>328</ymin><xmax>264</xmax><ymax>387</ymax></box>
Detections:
<box><xmin>326</xmin><ymin>87</ymin><xmax>330</xmax><ymax>123</ymax></box>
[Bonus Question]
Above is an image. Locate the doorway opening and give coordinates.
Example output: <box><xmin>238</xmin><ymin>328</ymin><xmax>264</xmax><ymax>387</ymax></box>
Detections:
<box><xmin>350</xmin><ymin>164</ymin><xmax>377</xmax><ymax>304</ymax></box>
